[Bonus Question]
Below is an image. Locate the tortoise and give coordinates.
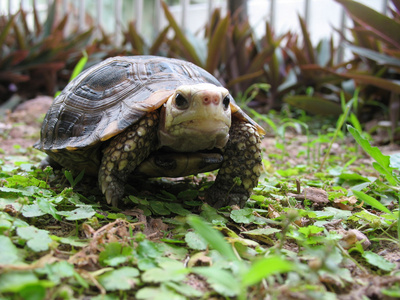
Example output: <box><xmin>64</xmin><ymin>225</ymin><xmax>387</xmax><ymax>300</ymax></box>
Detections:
<box><xmin>35</xmin><ymin>56</ymin><xmax>265</xmax><ymax>208</ymax></box>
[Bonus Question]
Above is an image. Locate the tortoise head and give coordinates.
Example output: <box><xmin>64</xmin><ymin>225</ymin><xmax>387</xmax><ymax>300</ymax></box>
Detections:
<box><xmin>158</xmin><ymin>83</ymin><xmax>231</xmax><ymax>152</ymax></box>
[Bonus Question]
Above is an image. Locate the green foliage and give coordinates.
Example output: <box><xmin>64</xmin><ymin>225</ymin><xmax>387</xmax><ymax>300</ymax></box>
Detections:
<box><xmin>0</xmin><ymin>3</ymin><xmax>93</xmax><ymax>100</ymax></box>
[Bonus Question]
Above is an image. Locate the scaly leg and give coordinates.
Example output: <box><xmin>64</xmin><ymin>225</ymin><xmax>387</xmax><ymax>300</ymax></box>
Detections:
<box><xmin>98</xmin><ymin>112</ymin><xmax>159</xmax><ymax>206</ymax></box>
<box><xmin>206</xmin><ymin>120</ymin><xmax>263</xmax><ymax>208</ymax></box>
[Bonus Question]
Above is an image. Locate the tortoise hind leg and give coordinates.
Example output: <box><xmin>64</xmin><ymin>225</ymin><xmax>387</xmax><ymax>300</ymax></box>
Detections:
<box><xmin>205</xmin><ymin>120</ymin><xmax>263</xmax><ymax>208</ymax></box>
<box><xmin>98</xmin><ymin>112</ymin><xmax>159</xmax><ymax>206</ymax></box>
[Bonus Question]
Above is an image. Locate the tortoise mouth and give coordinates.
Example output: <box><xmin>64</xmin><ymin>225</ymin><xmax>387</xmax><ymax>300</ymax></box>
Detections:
<box><xmin>158</xmin><ymin>119</ymin><xmax>230</xmax><ymax>152</ymax></box>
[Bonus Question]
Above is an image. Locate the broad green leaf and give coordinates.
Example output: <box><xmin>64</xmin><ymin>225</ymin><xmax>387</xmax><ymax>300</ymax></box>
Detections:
<box><xmin>141</xmin><ymin>264</ymin><xmax>188</xmax><ymax>283</ymax></box>
<box><xmin>164</xmin><ymin>202</ymin><xmax>191</xmax><ymax>216</ymax></box>
<box><xmin>0</xmin><ymin>236</ymin><xmax>21</xmax><ymax>265</ymax></box>
<box><xmin>16</xmin><ymin>226</ymin><xmax>52</xmax><ymax>252</ymax></box>
<box><xmin>165</xmin><ymin>281</ymin><xmax>203</xmax><ymax>298</ymax></box>
<box><xmin>185</xmin><ymin>231</ymin><xmax>207</xmax><ymax>250</ymax></box>
<box><xmin>136</xmin><ymin>286</ymin><xmax>186</xmax><ymax>300</ymax></box>
<box><xmin>347</xmin><ymin>125</ymin><xmax>399</xmax><ymax>186</ymax></box>
<box><xmin>57</xmin><ymin>205</ymin><xmax>96</xmax><ymax>220</ymax></box>
<box><xmin>99</xmin><ymin>242</ymin><xmax>132</xmax><ymax>267</ymax></box>
<box><xmin>187</xmin><ymin>215</ymin><xmax>238</xmax><ymax>262</ymax></box>
<box><xmin>0</xmin><ymin>271</ymin><xmax>39</xmax><ymax>293</ymax></box>
<box><xmin>230</xmin><ymin>208</ymin><xmax>255</xmax><ymax>224</ymax></box>
<box><xmin>241</xmin><ymin>256</ymin><xmax>293</xmax><ymax>287</ymax></box>
<box><xmin>298</xmin><ymin>225</ymin><xmax>324</xmax><ymax>238</ymax></box>
<box><xmin>242</xmin><ymin>228</ymin><xmax>281</xmax><ymax>236</ymax></box>
<box><xmin>97</xmin><ymin>267</ymin><xmax>139</xmax><ymax>291</ymax></box>
<box><xmin>21</xmin><ymin>203</ymin><xmax>46</xmax><ymax>218</ymax></box>
<box><xmin>149</xmin><ymin>201</ymin><xmax>171</xmax><ymax>215</ymax></box>
<box><xmin>362</xmin><ymin>251</ymin><xmax>395</xmax><ymax>272</ymax></box>
<box><xmin>37</xmin><ymin>261</ymin><xmax>75</xmax><ymax>285</ymax></box>
<box><xmin>352</xmin><ymin>190</ymin><xmax>393</xmax><ymax>215</ymax></box>
<box><xmin>200</xmin><ymin>204</ymin><xmax>227</xmax><ymax>225</ymax></box>
<box><xmin>192</xmin><ymin>266</ymin><xmax>240</xmax><ymax>297</ymax></box>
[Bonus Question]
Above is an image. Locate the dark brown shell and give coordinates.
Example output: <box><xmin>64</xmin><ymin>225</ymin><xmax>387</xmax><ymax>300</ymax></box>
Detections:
<box><xmin>35</xmin><ymin>55</ymin><xmax>264</xmax><ymax>152</ymax></box>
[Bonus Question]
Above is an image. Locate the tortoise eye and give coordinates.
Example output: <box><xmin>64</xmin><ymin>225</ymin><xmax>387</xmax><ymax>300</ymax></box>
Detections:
<box><xmin>223</xmin><ymin>95</ymin><xmax>230</xmax><ymax>110</ymax></box>
<box><xmin>175</xmin><ymin>94</ymin><xmax>189</xmax><ymax>109</ymax></box>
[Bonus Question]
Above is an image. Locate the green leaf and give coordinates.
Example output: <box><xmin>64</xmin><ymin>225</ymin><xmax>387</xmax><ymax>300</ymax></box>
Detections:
<box><xmin>362</xmin><ymin>251</ymin><xmax>395</xmax><ymax>272</ymax></box>
<box><xmin>347</xmin><ymin>125</ymin><xmax>399</xmax><ymax>186</ymax></box>
<box><xmin>192</xmin><ymin>266</ymin><xmax>240</xmax><ymax>297</ymax></box>
<box><xmin>57</xmin><ymin>205</ymin><xmax>96</xmax><ymax>220</ymax></box>
<box><xmin>16</xmin><ymin>226</ymin><xmax>52</xmax><ymax>252</ymax></box>
<box><xmin>242</xmin><ymin>228</ymin><xmax>281</xmax><ymax>236</ymax></box>
<box><xmin>230</xmin><ymin>208</ymin><xmax>255</xmax><ymax>224</ymax></box>
<box><xmin>164</xmin><ymin>202</ymin><xmax>191</xmax><ymax>216</ymax></box>
<box><xmin>149</xmin><ymin>201</ymin><xmax>171</xmax><ymax>215</ymax></box>
<box><xmin>165</xmin><ymin>281</ymin><xmax>203</xmax><ymax>298</ymax></box>
<box><xmin>0</xmin><ymin>271</ymin><xmax>39</xmax><ymax>293</ymax></box>
<box><xmin>241</xmin><ymin>256</ymin><xmax>293</xmax><ymax>287</ymax></box>
<box><xmin>99</xmin><ymin>242</ymin><xmax>132</xmax><ymax>267</ymax></box>
<box><xmin>187</xmin><ymin>215</ymin><xmax>238</xmax><ymax>262</ymax></box>
<box><xmin>37</xmin><ymin>261</ymin><xmax>75</xmax><ymax>285</ymax></box>
<box><xmin>352</xmin><ymin>190</ymin><xmax>393</xmax><ymax>215</ymax></box>
<box><xmin>141</xmin><ymin>263</ymin><xmax>188</xmax><ymax>283</ymax></box>
<box><xmin>136</xmin><ymin>286</ymin><xmax>186</xmax><ymax>300</ymax></box>
<box><xmin>185</xmin><ymin>231</ymin><xmax>207</xmax><ymax>250</ymax></box>
<box><xmin>0</xmin><ymin>236</ymin><xmax>22</xmax><ymax>265</ymax></box>
<box><xmin>298</xmin><ymin>225</ymin><xmax>324</xmax><ymax>238</ymax></box>
<box><xmin>97</xmin><ymin>267</ymin><xmax>140</xmax><ymax>291</ymax></box>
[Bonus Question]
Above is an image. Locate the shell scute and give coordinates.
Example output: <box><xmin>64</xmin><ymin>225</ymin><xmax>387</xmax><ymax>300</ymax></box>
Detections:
<box><xmin>35</xmin><ymin>56</ymin><xmax>243</xmax><ymax>152</ymax></box>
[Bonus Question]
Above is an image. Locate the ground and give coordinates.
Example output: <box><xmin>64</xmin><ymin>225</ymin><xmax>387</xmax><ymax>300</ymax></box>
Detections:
<box><xmin>0</xmin><ymin>97</ymin><xmax>400</xmax><ymax>299</ymax></box>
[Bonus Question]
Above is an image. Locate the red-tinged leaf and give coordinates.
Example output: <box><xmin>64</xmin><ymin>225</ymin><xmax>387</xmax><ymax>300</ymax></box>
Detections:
<box><xmin>206</xmin><ymin>14</ymin><xmax>230</xmax><ymax>73</ymax></box>
<box><xmin>127</xmin><ymin>21</ymin><xmax>144</xmax><ymax>54</ymax></box>
<box><xmin>345</xmin><ymin>44</ymin><xmax>400</xmax><ymax>68</ymax></box>
<box><xmin>392</xmin><ymin>0</ymin><xmax>400</xmax><ymax>13</ymax></box>
<box><xmin>43</xmin><ymin>0</ymin><xmax>57</xmax><ymax>37</ymax></box>
<box><xmin>335</xmin><ymin>0</ymin><xmax>400</xmax><ymax>48</ymax></box>
<box><xmin>247</xmin><ymin>42</ymin><xmax>277</xmax><ymax>74</ymax></box>
<box><xmin>19</xmin><ymin>9</ymin><xmax>31</xmax><ymax>36</ymax></box>
<box><xmin>0</xmin><ymin>71</ymin><xmax>29</xmax><ymax>82</ymax></box>
<box><xmin>226</xmin><ymin>70</ymin><xmax>264</xmax><ymax>88</ymax></box>
<box><xmin>10</xmin><ymin>50</ymin><xmax>29</xmax><ymax>66</ymax></box>
<box><xmin>161</xmin><ymin>1</ymin><xmax>202</xmax><ymax>66</ymax></box>
<box><xmin>0</xmin><ymin>12</ymin><xmax>18</xmax><ymax>47</ymax></box>
<box><xmin>149</xmin><ymin>26</ymin><xmax>170</xmax><ymax>55</ymax></box>
<box><xmin>32</xmin><ymin>3</ymin><xmax>42</xmax><ymax>36</ymax></box>
<box><xmin>338</xmin><ymin>72</ymin><xmax>400</xmax><ymax>94</ymax></box>
<box><xmin>13</xmin><ymin>23</ymin><xmax>26</xmax><ymax>50</ymax></box>
<box><xmin>54</xmin><ymin>14</ymin><xmax>69</xmax><ymax>33</ymax></box>
<box><xmin>284</xmin><ymin>95</ymin><xmax>342</xmax><ymax>115</ymax></box>
<box><xmin>298</xmin><ymin>16</ymin><xmax>315</xmax><ymax>63</ymax></box>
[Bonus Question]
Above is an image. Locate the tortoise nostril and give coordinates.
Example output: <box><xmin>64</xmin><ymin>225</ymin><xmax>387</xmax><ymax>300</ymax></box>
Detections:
<box><xmin>202</xmin><ymin>95</ymin><xmax>220</xmax><ymax>105</ymax></box>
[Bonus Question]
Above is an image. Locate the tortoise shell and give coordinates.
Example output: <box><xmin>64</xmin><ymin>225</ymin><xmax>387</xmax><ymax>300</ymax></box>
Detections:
<box><xmin>35</xmin><ymin>56</ymin><xmax>264</xmax><ymax>152</ymax></box>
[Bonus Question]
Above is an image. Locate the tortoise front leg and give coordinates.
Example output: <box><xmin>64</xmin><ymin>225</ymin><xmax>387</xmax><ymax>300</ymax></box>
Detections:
<box><xmin>98</xmin><ymin>112</ymin><xmax>159</xmax><ymax>206</ymax></box>
<box><xmin>206</xmin><ymin>120</ymin><xmax>263</xmax><ymax>208</ymax></box>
